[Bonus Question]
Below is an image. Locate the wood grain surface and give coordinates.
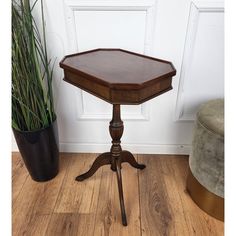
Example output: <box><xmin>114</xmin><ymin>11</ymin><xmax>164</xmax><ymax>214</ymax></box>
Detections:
<box><xmin>12</xmin><ymin>153</ymin><xmax>224</xmax><ymax>236</ymax></box>
<box><xmin>60</xmin><ymin>49</ymin><xmax>175</xmax><ymax>86</ymax></box>
<box><xmin>60</xmin><ymin>49</ymin><xmax>176</xmax><ymax>104</ymax></box>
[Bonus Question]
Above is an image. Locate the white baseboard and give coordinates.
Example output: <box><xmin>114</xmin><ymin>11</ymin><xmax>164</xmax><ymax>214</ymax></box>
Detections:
<box><xmin>12</xmin><ymin>140</ymin><xmax>191</xmax><ymax>155</ymax></box>
<box><xmin>12</xmin><ymin>141</ymin><xmax>19</xmax><ymax>152</ymax></box>
<box><xmin>59</xmin><ymin>143</ymin><xmax>191</xmax><ymax>155</ymax></box>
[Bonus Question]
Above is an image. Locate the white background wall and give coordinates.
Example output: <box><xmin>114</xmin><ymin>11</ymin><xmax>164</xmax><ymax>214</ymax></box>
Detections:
<box><xmin>12</xmin><ymin>0</ymin><xmax>224</xmax><ymax>154</ymax></box>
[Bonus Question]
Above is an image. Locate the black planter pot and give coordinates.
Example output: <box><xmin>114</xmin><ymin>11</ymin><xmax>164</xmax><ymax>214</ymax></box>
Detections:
<box><xmin>13</xmin><ymin>119</ymin><xmax>59</xmax><ymax>182</ymax></box>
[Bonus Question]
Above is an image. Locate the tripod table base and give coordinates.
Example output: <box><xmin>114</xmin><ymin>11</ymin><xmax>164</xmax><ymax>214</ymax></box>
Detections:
<box><xmin>75</xmin><ymin>104</ymin><xmax>145</xmax><ymax>226</ymax></box>
<box><xmin>75</xmin><ymin>150</ymin><xmax>145</xmax><ymax>226</ymax></box>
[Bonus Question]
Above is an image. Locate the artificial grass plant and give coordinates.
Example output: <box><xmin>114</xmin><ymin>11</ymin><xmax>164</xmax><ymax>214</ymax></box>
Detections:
<box><xmin>12</xmin><ymin>0</ymin><xmax>55</xmax><ymax>131</ymax></box>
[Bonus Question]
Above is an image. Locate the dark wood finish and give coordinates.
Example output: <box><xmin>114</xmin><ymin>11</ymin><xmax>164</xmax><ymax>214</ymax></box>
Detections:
<box><xmin>115</xmin><ymin>158</ymin><xmax>127</xmax><ymax>226</ymax></box>
<box><xmin>60</xmin><ymin>49</ymin><xmax>176</xmax><ymax>104</ymax></box>
<box><xmin>109</xmin><ymin>104</ymin><xmax>123</xmax><ymax>171</ymax></box>
<box><xmin>75</xmin><ymin>150</ymin><xmax>145</xmax><ymax>182</ymax></box>
<box><xmin>59</xmin><ymin>48</ymin><xmax>176</xmax><ymax>226</ymax></box>
<box><xmin>120</xmin><ymin>151</ymin><xmax>146</xmax><ymax>169</ymax></box>
<box><xmin>75</xmin><ymin>152</ymin><xmax>111</xmax><ymax>181</ymax></box>
<box><xmin>75</xmin><ymin>105</ymin><xmax>146</xmax><ymax>226</ymax></box>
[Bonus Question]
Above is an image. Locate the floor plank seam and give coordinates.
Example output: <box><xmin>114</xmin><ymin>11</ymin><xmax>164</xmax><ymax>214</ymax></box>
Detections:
<box><xmin>170</xmin><ymin>158</ymin><xmax>191</xmax><ymax>236</ymax></box>
<box><xmin>12</xmin><ymin>173</ymin><xmax>29</xmax><ymax>207</ymax></box>
<box><xmin>44</xmin><ymin>156</ymin><xmax>73</xmax><ymax>235</ymax></box>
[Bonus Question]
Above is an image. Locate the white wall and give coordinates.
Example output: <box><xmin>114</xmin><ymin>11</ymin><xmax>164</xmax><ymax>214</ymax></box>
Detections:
<box><xmin>12</xmin><ymin>0</ymin><xmax>224</xmax><ymax>154</ymax></box>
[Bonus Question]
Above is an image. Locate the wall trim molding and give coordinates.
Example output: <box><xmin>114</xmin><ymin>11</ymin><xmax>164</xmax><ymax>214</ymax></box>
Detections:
<box><xmin>59</xmin><ymin>142</ymin><xmax>191</xmax><ymax>155</ymax></box>
<box><xmin>63</xmin><ymin>0</ymin><xmax>157</xmax><ymax>54</ymax></box>
<box><xmin>175</xmin><ymin>1</ymin><xmax>224</xmax><ymax>121</ymax></box>
<box><xmin>64</xmin><ymin>0</ymin><xmax>156</xmax><ymax>9</ymax></box>
<box><xmin>12</xmin><ymin>141</ymin><xmax>191</xmax><ymax>155</ymax></box>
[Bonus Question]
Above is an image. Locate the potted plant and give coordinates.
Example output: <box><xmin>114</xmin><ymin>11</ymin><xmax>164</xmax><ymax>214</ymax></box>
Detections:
<box><xmin>12</xmin><ymin>0</ymin><xmax>59</xmax><ymax>182</ymax></box>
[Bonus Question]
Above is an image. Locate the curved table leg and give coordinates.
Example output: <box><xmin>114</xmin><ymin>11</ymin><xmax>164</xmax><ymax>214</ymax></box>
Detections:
<box><xmin>115</xmin><ymin>158</ymin><xmax>127</xmax><ymax>226</ymax></box>
<box><xmin>75</xmin><ymin>152</ymin><xmax>111</xmax><ymax>181</ymax></box>
<box><xmin>121</xmin><ymin>151</ymin><xmax>146</xmax><ymax>170</ymax></box>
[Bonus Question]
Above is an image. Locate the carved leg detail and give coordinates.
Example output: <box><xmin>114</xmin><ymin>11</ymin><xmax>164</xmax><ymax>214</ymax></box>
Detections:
<box><xmin>75</xmin><ymin>104</ymin><xmax>145</xmax><ymax>226</ymax></box>
<box><xmin>115</xmin><ymin>158</ymin><xmax>127</xmax><ymax>226</ymax></box>
<box><xmin>75</xmin><ymin>152</ymin><xmax>111</xmax><ymax>181</ymax></box>
<box><xmin>121</xmin><ymin>151</ymin><xmax>146</xmax><ymax>170</ymax></box>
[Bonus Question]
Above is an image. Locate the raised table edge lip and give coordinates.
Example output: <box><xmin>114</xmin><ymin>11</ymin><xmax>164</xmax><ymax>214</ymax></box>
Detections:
<box><xmin>59</xmin><ymin>48</ymin><xmax>177</xmax><ymax>90</ymax></box>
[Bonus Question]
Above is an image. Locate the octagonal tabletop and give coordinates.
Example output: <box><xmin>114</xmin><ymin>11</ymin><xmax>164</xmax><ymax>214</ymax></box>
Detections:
<box><xmin>60</xmin><ymin>49</ymin><xmax>176</xmax><ymax>104</ymax></box>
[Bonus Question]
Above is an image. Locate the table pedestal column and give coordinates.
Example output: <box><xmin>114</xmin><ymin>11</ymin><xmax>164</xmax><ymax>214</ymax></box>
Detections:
<box><xmin>75</xmin><ymin>104</ymin><xmax>146</xmax><ymax>226</ymax></box>
<box><xmin>109</xmin><ymin>104</ymin><xmax>126</xmax><ymax>225</ymax></box>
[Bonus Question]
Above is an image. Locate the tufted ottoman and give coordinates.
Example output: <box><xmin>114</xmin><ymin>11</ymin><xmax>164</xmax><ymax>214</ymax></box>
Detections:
<box><xmin>186</xmin><ymin>99</ymin><xmax>224</xmax><ymax>221</ymax></box>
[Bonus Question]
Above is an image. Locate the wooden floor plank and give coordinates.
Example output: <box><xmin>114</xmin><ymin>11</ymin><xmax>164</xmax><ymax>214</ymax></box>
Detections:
<box><xmin>45</xmin><ymin>213</ymin><xmax>92</xmax><ymax>236</ymax></box>
<box><xmin>158</xmin><ymin>156</ymin><xmax>190</xmax><ymax>236</ymax></box>
<box><xmin>169</xmin><ymin>157</ymin><xmax>224</xmax><ymax>236</ymax></box>
<box><xmin>53</xmin><ymin>153</ymin><xmax>104</xmax><ymax>236</ymax></box>
<box><xmin>54</xmin><ymin>153</ymin><xmax>102</xmax><ymax>214</ymax></box>
<box><xmin>12</xmin><ymin>153</ymin><xmax>224</xmax><ymax>236</ymax></box>
<box><xmin>93</xmin><ymin>156</ymin><xmax>141</xmax><ymax>236</ymax></box>
<box><xmin>12</xmin><ymin>153</ymin><xmax>29</xmax><ymax>204</ymax></box>
<box><xmin>138</xmin><ymin>154</ymin><xmax>224</xmax><ymax>236</ymax></box>
<box><xmin>138</xmin><ymin>155</ymin><xmax>177</xmax><ymax>236</ymax></box>
<box><xmin>12</xmin><ymin>154</ymin><xmax>71</xmax><ymax>236</ymax></box>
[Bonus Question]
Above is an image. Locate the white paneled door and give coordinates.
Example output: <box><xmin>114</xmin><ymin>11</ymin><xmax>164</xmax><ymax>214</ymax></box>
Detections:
<box><xmin>12</xmin><ymin>0</ymin><xmax>224</xmax><ymax>154</ymax></box>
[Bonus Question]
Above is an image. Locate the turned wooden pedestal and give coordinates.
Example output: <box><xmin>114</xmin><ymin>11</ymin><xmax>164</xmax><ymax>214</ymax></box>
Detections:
<box><xmin>60</xmin><ymin>48</ymin><xmax>176</xmax><ymax>226</ymax></box>
<box><xmin>76</xmin><ymin>104</ymin><xmax>145</xmax><ymax>226</ymax></box>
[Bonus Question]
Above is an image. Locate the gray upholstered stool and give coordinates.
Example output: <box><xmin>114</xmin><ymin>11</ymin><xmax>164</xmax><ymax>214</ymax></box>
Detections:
<box><xmin>186</xmin><ymin>99</ymin><xmax>224</xmax><ymax>221</ymax></box>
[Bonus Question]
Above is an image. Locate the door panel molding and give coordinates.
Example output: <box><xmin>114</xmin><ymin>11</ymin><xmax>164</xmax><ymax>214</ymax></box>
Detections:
<box><xmin>175</xmin><ymin>1</ymin><xmax>224</xmax><ymax>121</ymax></box>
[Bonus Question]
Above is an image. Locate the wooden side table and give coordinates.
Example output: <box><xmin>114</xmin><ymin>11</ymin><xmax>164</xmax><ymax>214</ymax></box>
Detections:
<box><xmin>60</xmin><ymin>49</ymin><xmax>176</xmax><ymax>226</ymax></box>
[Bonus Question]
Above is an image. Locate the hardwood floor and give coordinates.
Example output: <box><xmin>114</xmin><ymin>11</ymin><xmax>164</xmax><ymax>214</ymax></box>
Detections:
<box><xmin>12</xmin><ymin>153</ymin><xmax>224</xmax><ymax>236</ymax></box>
